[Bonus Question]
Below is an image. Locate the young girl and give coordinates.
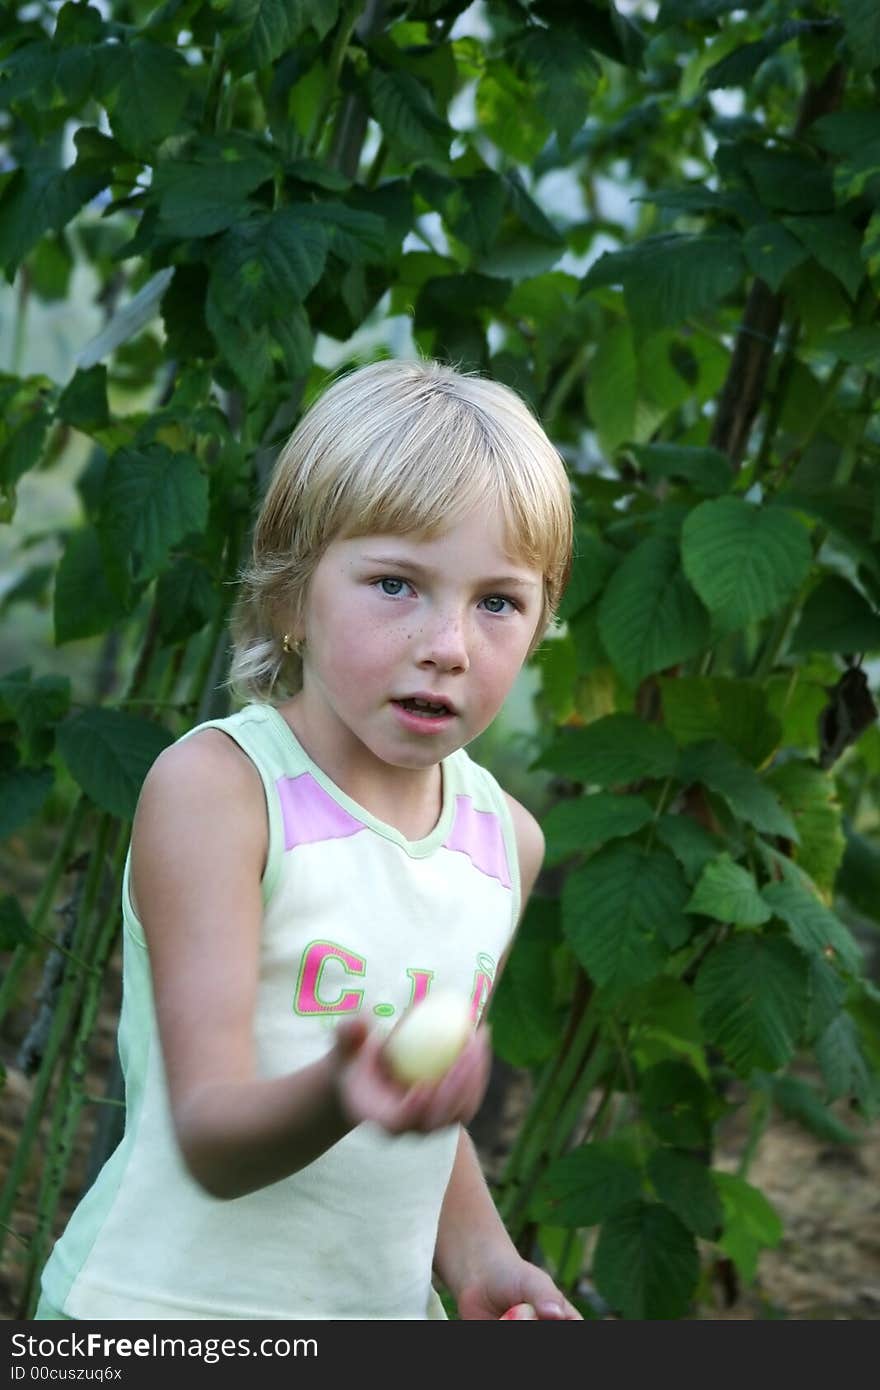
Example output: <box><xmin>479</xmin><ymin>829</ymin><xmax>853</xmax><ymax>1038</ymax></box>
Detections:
<box><xmin>38</xmin><ymin>358</ymin><xmax>579</xmax><ymax>1321</ymax></box>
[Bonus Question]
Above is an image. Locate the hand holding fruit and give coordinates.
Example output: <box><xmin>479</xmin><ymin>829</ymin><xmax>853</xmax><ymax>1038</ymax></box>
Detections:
<box><xmin>331</xmin><ymin>993</ymin><xmax>490</xmax><ymax>1135</ymax></box>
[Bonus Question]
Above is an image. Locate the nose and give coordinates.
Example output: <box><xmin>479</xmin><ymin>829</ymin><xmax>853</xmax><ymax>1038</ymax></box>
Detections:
<box><xmin>414</xmin><ymin>607</ymin><xmax>470</xmax><ymax>673</ymax></box>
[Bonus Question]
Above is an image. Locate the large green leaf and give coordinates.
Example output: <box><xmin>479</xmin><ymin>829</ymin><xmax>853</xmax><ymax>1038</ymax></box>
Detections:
<box><xmin>56</xmin><ymin>708</ymin><xmax>173</xmax><ymax>821</ymax></box>
<box><xmin>806</xmin><ymin>954</ymin><xmax>848</xmax><ymax>1042</ymax></box>
<box><xmin>597</xmin><ymin>535</ymin><xmax>710</xmax><ymax>688</ymax></box>
<box><xmin>742</xmin><ymin>221</ymin><xmax>809</xmax><ymax>292</ymax></box>
<box><xmin>681</xmin><ymin>498</ymin><xmax>812</xmax><ymax>634</ymax></box>
<box><xmin>223</xmin><ymin>0</ymin><xmax>316</xmax><ymax>73</ymax></box>
<box><xmin>841</xmin><ymin>0</ymin><xmax>880</xmax><ymax>73</ymax></box>
<box><xmin>648</xmin><ymin>1148</ymin><xmax>724</xmax><ymax>1240</ymax></box>
<box><xmin>762</xmin><ymin>874</ymin><xmax>863</xmax><ymax>977</ymax></box>
<box><xmin>677</xmin><ymin>740</ymin><xmax>798</xmax><ymax>841</ymax></box>
<box><xmin>563</xmin><ymin>843</ymin><xmax>691</xmax><ymax>996</ymax></box>
<box><xmin>489</xmin><ymin>898</ymin><xmax>564</xmax><ymax>1068</ymax></box>
<box><xmin>784</xmin><ymin>215</ymin><xmax>865</xmax><ymax>302</ymax></box>
<box><xmin>655</xmin><ymin>813</ymin><xmax>724</xmax><ymax>882</ymax></box>
<box><xmin>557</xmin><ymin>533</ymin><xmax>617</xmax><ymax>621</ymax></box>
<box><xmin>54</xmin><ymin>526</ymin><xmax>134</xmax><ymax>644</ymax></box>
<box><xmin>815</xmin><ymin>1013</ymin><xmax>877</xmax><ymax>1112</ymax></box>
<box><xmin>640</xmin><ymin>1060</ymin><xmax>719</xmax><ymax>1150</ymax></box>
<box><xmin>0</xmin><ymin>159</ymin><xmax>108</xmax><ymax>278</ymax></box>
<box><xmin>530</xmin><ymin>1141</ymin><xmax>642</xmax><ymax>1227</ymax></box>
<box><xmin>97</xmin><ymin>38</ymin><xmax>191</xmax><ymax>157</ymax></box>
<box><xmin>790</xmin><ymin>575</ymin><xmax>880</xmax><ymax>654</ymax></box>
<box><xmin>660</xmin><ymin>676</ymin><xmax>781</xmax><ymax>768</ymax></box>
<box><xmin>593</xmin><ymin>1200</ymin><xmax>699</xmax><ymax>1319</ymax></box>
<box><xmin>517</xmin><ymin>26</ymin><xmax>599</xmax><ymax>152</ymax></box>
<box><xmin>764</xmin><ymin>761</ymin><xmax>845</xmax><ymax>896</ymax></box>
<box><xmin>0</xmin><ymin>894</ymin><xmax>33</xmax><ymax>950</ymax></box>
<box><xmin>369</xmin><ymin>68</ymin><xmax>451</xmax><ymax>163</ymax></box>
<box><xmin>626</xmin><ymin>978</ymin><xmax>707</xmax><ymax>1074</ymax></box>
<box><xmin>582</xmin><ymin>233</ymin><xmax>744</xmax><ymax>337</ymax></box>
<box><xmin>588</xmin><ymin>320</ymin><xmax>638</xmax><ymax>455</ymax></box>
<box><xmin>838</xmin><ymin>823</ymin><xmax>880</xmax><ymax>921</ymax></box>
<box><xmin>0</xmin><ymin>765</ymin><xmax>54</xmax><ymax>839</ymax></box>
<box><xmin>542</xmin><ymin>792</ymin><xmax>655</xmax><ymax>865</ymax></box>
<box><xmin>628</xmin><ymin>443</ymin><xmax>732</xmax><ymax>497</ymax></box>
<box><xmin>208</xmin><ymin>209</ymin><xmax>329</xmax><ymax>328</ymax></box>
<box><xmin>0</xmin><ymin>668</ymin><xmax>70</xmax><ymax>762</ymax></box>
<box><xmin>714</xmin><ymin>1171</ymin><xmax>782</xmax><ymax>1283</ymax></box>
<box><xmin>537</xmin><ymin>713</ymin><xmax>678</xmax><ymax>787</ymax></box>
<box><xmin>151</xmin><ymin>136</ymin><xmax>278</xmax><ymax>238</ymax></box>
<box><xmin>695</xmin><ymin>935</ymin><xmax>809</xmax><ymax>1075</ymax></box>
<box><xmin>99</xmin><ymin>445</ymin><xmax>209</xmax><ymax>585</ymax></box>
<box><xmin>686</xmin><ymin>853</ymin><xmax>771</xmax><ymax>928</ymax></box>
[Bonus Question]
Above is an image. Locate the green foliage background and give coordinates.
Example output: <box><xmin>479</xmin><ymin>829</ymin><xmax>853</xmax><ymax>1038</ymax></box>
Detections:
<box><xmin>2</xmin><ymin>0</ymin><xmax>880</xmax><ymax>1319</ymax></box>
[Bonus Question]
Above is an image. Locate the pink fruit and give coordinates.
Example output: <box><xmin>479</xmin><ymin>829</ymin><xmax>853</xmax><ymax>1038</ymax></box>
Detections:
<box><xmin>500</xmin><ymin>1302</ymin><xmax>538</xmax><ymax>1319</ymax></box>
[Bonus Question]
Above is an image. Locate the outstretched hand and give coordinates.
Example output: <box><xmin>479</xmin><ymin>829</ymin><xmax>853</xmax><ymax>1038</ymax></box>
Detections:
<box><xmin>331</xmin><ymin>1016</ymin><xmax>492</xmax><ymax>1135</ymax></box>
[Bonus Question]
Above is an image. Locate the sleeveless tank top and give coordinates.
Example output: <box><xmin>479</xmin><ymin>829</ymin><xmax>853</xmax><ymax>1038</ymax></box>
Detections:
<box><xmin>40</xmin><ymin>702</ymin><xmax>521</xmax><ymax>1319</ymax></box>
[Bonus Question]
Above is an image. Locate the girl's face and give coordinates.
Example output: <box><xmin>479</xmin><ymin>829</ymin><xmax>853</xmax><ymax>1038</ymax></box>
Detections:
<box><xmin>291</xmin><ymin>502</ymin><xmax>544</xmax><ymax>774</ymax></box>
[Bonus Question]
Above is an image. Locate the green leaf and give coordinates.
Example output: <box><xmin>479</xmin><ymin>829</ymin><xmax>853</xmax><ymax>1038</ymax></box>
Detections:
<box><xmin>841</xmin><ymin>0</ymin><xmax>880</xmax><ymax>72</ymax></box>
<box><xmin>770</xmin><ymin>1073</ymin><xmax>859</xmax><ymax>1144</ymax></box>
<box><xmin>695</xmin><ymin>935</ymin><xmax>809</xmax><ymax>1075</ymax></box>
<box><xmin>784</xmin><ymin>215</ymin><xmax>865</xmax><ymax>301</ymax></box>
<box><xmin>0</xmin><ymin>160</ymin><xmax>108</xmax><ymax>279</ymax></box>
<box><xmin>156</xmin><ymin>559</ymin><xmax>222</xmax><ymax>645</ymax></box>
<box><xmin>519</xmin><ymin>28</ymin><xmax>598</xmax><ymax>152</ymax></box>
<box><xmin>714</xmin><ymin>1171</ymin><xmax>782</xmax><ymax>1284</ymax></box>
<box><xmin>597</xmin><ymin>535</ymin><xmax>710</xmax><ymax>688</ymax></box>
<box><xmin>369</xmin><ymin>68</ymin><xmax>451</xmax><ymax>163</ymax></box>
<box><xmin>99</xmin><ymin>445</ymin><xmax>209</xmax><ymax>585</ymax></box>
<box><xmin>648</xmin><ymin>1149</ymin><xmax>724</xmax><ymax>1240</ymax></box>
<box><xmin>681</xmin><ymin>497</ymin><xmax>812</xmax><ymax>635</ymax></box>
<box><xmin>838</xmin><ymin>823</ymin><xmax>880</xmax><ymax>921</ymax></box>
<box><xmin>588</xmin><ymin>320</ymin><xmax>637</xmax><ymax>454</ymax></box>
<box><xmin>557</xmin><ymin>533</ymin><xmax>617</xmax><ymax>621</ymax></box>
<box><xmin>0</xmin><ymin>765</ymin><xmax>54</xmax><ymax>839</ymax></box>
<box><xmin>97</xmin><ymin>39</ymin><xmax>191</xmax><ymax>157</ymax></box>
<box><xmin>223</xmin><ymin>0</ymin><xmax>315</xmax><ymax>73</ymax></box>
<box><xmin>678</xmin><ymin>740</ymin><xmax>798</xmax><ymax>841</ymax></box>
<box><xmin>0</xmin><ymin>669</ymin><xmax>70</xmax><ymax>760</ymax></box>
<box><xmin>790</xmin><ymin>575</ymin><xmax>880</xmax><ymax>654</ymax></box>
<box><xmin>593</xmin><ymin>1200</ymin><xmax>699</xmax><ymax>1320</ymax></box>
<box><xmin>0</xmin><ymin>894</ymin><xmax>33</xmax><ymax>950</ymax></box>
<box><xmin>742</xmin><ymin>221</ymin><xmax>809</xmax><ymax>292</ymax></box>
<box><xmin>815</xmin><ymin>1012</ymin><xmax>875</xmax><ymax>1108</ymax></box>
<box><xmin>626</xmin><ymin>978</ymin><xmax>707</xmax><ymax>1075</ymax></box>
<box><xmin>702</xmin><ymin>28</ymin><xmax>797</xmax><ymax>90</ymax></box>
<box><xmin>659</xmin><ymin>676</ymin><xmax>782</xmax><ymax>768</ymax></box>
<box><xmin>655</xmin><ymin>814</ymin><xmax>724</xmax><ymax>882</ymax></box>
<box><xmin>542</xmin><ymin>792</ymin><xmax>655</xmax><ymax>866</ymax></box>
<box><xmin>807</xmin><ymin>954</ymin><xmax>849</xmax><ymax>1042</ymax></box>
<box><xmin>54</xmin><ymin>526</ymin><xmax>133</xmax><ymax>644</ymax></box>
<box><xmin>56</xmin><ymin>708</ymin><xmax>173</xmax><ymax>821</ymax></box>
<box><xmin>56</xmin><ymin>365</ymin><xmax>109</xmax><ymax>434</ymax></box>
<box><xmin>686</xmin><ymin>853</ymin><xmax>772</xmax><ymax>928</ymax></box>
<box><xmin>208</xmin><ymin>209</ymin><xmax>329</xmax><ymax>329</ymax></box>
<box><xmin>563</xmin><ymin>843</ymin><xmax>691</xmax><ymax>996</ymax></box>
<box><xmin>628</xmin><ymin>443</ymin><xmax>732</xmax><ymax>497</ymax></box>
<box><xmin>530</xmin><ymin>1142</ymin><xmax>642</xmax><ymax>1227</ymax></box>
<box><xmin>762</xmin><ymin>873</ymin><xmax>863</xmax><ymax>977</ymax></box>
<box><xmin>537</xmin><ymin>713</ymin><xmax>678</xmax><ymax>787</ymax></box>
<box><xmin>582</xmin><ymin>234</ymin><xmax>744</xmax><ymax>337</ymax></box>
<box><xmin>764</xmin><ymin>761</ymin><xmax>845</xmax><ymax>898</ymax></box>
<box><xmin>448</xmin><ymin>170</ymin><xmax>508</xmax><ymax>258</ymax></box>
<box><xmin>151</xmin><ymin>136</ymin><xmax>278</xmax><ymax>238</ymax></box>
<box><xmin>740</xmin><ymin>147</ymin><xmax>834</xmax><ymax>214</ymax></box>
<box><xmin>489</xmin><ymin>898</ymin><xmax>564</xmax><ymax>1067</ymax></box>
<box><xmin>640</xmin><ymin>1060</ymin><xmax>718</xmax><ymax>1150</ymax></box>
<box><xmin>475</xmin><ymin>63</ymin><xmax>550</xmax><ymax>165</ymax></box>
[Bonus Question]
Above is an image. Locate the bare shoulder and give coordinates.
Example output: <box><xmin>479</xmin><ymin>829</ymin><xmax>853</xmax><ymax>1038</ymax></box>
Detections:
<box><xmin>130</xmin><ymin>727</ymin><xmax>267</xmax><ymax>917</ymax></box>
<box><xmin>502</xmin><ymin>789</ymin><xmax>545</xmax><ymax>903</ymax></box>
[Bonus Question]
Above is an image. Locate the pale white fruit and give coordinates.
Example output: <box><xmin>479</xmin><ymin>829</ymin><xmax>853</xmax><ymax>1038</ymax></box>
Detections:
<box><xmin>384</xmin><ymin>990</ymin><xmax>473</xmax><ymax>1084</ymax></box>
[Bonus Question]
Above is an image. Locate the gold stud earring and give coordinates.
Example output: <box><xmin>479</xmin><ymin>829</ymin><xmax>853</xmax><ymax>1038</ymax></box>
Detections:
<box><xmin>282</xmin><ymin>634</ymin><xmax>304</xmax><ymax>656</ymax></box>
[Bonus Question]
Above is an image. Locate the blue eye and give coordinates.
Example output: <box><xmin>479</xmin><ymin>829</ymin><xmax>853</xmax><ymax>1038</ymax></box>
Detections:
<box><xmin>482</xmin><ymin>595</ymin><xmax>514</xmax><ymax>615</ymax></box>
<box><xmin>376</xmin><ymin>577</ymin><xmax>410</xmax><ymax>597</ymax></box>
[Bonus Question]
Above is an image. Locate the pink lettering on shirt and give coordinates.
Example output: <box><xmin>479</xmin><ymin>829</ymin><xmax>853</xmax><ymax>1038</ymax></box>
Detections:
<box><xmin>294</xmin><ymin>940</ymin><xmax>365</xmax><ymax>1015</ymax></box>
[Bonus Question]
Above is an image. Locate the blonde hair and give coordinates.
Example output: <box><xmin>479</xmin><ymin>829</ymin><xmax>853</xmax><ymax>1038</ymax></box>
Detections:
<box><xmin>227</xmin><ymin>357</ymin><xmax>573</xmax><ymax>702</ymax></box>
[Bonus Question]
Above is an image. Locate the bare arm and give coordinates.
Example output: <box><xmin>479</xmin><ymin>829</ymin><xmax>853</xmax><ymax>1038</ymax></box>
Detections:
<box><xmin>132</xmin><ymin>731</ymin><xmax>490</xmax><ymax>1200</ymax></box>
<box><xmin>433</xmin><ymin>792</ymin><xmax>579</xmax><ymax>1318</ymax></box>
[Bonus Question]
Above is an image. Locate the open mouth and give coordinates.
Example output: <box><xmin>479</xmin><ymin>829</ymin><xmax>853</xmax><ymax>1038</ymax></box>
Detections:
<box><xmin>394</xmin><ymin>698</ymin><xmax>454</xmax><ymax>717</ymax></box>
